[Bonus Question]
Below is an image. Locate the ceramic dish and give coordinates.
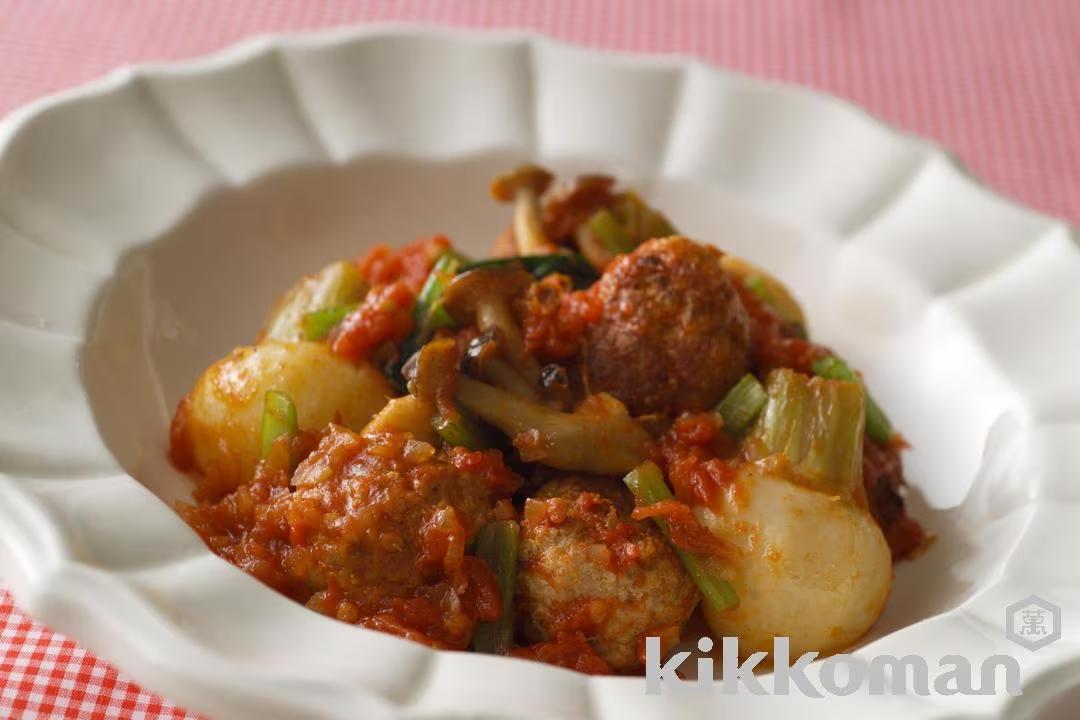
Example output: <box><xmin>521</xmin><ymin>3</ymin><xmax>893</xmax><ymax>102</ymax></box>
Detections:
<box><xmin>0</xmin><ymin>26</ymin><xmax>1077</xmax><ymax>720</ymax></box>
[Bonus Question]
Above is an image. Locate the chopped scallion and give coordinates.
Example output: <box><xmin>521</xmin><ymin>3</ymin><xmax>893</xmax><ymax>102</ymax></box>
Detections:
<box><xmin>432</xmin><ymin>411</ymin><xmax>490</xmax><ymax>451</ymax></box>
<box><xmin>302</xmin><ymin>303</ymin><xmax>358</xmax><ymax>341</ymax></box>
<box><xmin>587</xmin><ymin>207</ymin><xmax>636</xmax><ymax>254</ymax></box>
<box><xmin>415</xmin><ymin>252</ymin><xmax>465</xmax><ymax>329</ymax></box>
<box><xmin>426</xmin><ymin>305</ymin><xmax>456</xmax><ymax>332</ymax></box>
<box><xmin>623</xmin><ymin>461</ymin><xmax>739</xmax><ymax>612</ymax></box>
<box><xmin>749</xmin><ymin>369</ymin><xmax>866</xmax><ymax>499</ymax></box>
<box><xmin>612</xmin><ymin>190</ymin><xmax>677</xmax><ymax>243</ymax></box>
<box><xmin>811</xmin><ymin>356</ymin><xmax>894</xmax><ymax>443</ymax></box>
<box><xmin>260</xmin><ymin>390</ymin><xmax>298</xmax><ymax>458</ymax></box>
<box><xmin>472</xmin><ymin>520</ymin><xmax>520</xmax><ymax>654</ymax></box>
<box><xmin>715</xmin><ymin>374</ymin><xmax>768</xmax><ymax>436</ymax></box>
<box><xmin>458</xmin><ymin>254</ymin><xmax>599</xmax><ymax>289</ymax></box>
<box><xmin>745</xmin><ymin>275</ymin><xmax>772</xmax><ymax>303</ymax></box>
<box><xmin>392</xmin><ymin>251</ymin><xmax>467</xmax><ymax>385</ymax></box>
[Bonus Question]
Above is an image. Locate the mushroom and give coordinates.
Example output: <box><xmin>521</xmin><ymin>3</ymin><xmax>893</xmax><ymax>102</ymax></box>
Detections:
<box><xmin>462</xmin><ymin>329</ymin><xmax>501</xmax><ymax>373</ymax></box>
<box><xmin>464</xmin><ymin>330</ymin><xmax>539</xmax><ymax>401</ymax></box>
<box><xmin>491</xmin><ymin>164</ymin><xmax>555</xmax><ymax>255</ymax></box>
<box><xmin>441</xmin><ymin>266</ymin><xmax>542</xmax><ymax>397</ymax></box>
<box><xmin>455</xmin><ymin>377</ymin><xmax>652</xmax><ymax>475</ymax></box>
<box><xmin>538</xmin><ymin>363</ymin><xmax>574</xmax><ymax>410</ymax></box>
<box><xmin>411</xmin><ymin>336</ymin><xmax>460</xmax><ymax>417</ymax></box>
<box><xmin>365</xmin><ymin>338</ymin><xmax>465</xmax><ymax>446</ymax></box>
<box><xmin>361</xmin><ymin>395</ymin><xmax>440</xmax><ymax>444</ymax></box>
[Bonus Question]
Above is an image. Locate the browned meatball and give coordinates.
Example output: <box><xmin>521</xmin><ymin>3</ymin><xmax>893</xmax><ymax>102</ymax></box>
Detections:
<box><xmin>517</xmin><ymin>477</ymin><xmax>699</xmax><ymax>672</ymax></box>
<box><xmin>584</xmin><ymin>236</ymin><xmax>750</xmax><ymax>415</ymax></box>
<box><xmin>184</xmin><ymin>424</ymin><xmax>520</xmax><ymax>649</ymax></box>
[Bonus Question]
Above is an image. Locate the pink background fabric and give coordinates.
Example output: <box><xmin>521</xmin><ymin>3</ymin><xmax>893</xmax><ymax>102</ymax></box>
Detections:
<box><xmin>0</xmin><ymin>1</ymin><xmax>1076</xmax><ymax>717</ymax></box>
<box><xmin>1</xmin><ymin>0</ymin><xmax>1078</xmax><ymax>224</ymax></box>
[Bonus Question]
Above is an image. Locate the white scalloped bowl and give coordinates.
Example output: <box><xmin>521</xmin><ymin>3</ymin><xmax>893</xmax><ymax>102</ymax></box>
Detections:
<box><xmin>1</xmin><ymin>26</ymin><xmax>1078</xmax><ymax>720</ymax></box>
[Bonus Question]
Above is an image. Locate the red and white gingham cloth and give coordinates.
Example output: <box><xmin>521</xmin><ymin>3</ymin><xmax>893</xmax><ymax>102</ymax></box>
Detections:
<box><xmin>0</xmin><ymin>592</ymin><xmax>192</xmax><ymax>719</ymax></box>
<box><xmin>0</xmin><ymin>1</ymin><xmax>1078</xmax><ymax>718</ymax></box>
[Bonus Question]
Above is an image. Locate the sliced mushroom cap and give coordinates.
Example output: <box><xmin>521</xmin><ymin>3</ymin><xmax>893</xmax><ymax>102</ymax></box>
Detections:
<box><xmin>462</xmin><ymin>328</ymin><xmax>502</xmax><ymax>375</ymax></box>
<box><xmin>492</xmin><ymin>165</ymin><xmax>557</xmax><ymax>254</ymax></box>
<box><xmin>490</xmin><ymin>164</ymin><xmax>555</xmax><ymax>203</ymax></box>
<box><xmin>440</xmin><ymin>266</ymin><xmax>535</xmax><ymax>325</ymax></box>
<box><xmin>441</xmin><ymin>265</ymin><xmax>541</xmax><ymax>397</ymax></box>
<box><xmin>456</xmin><ymin>377</ymin><xmax>652</xmax><ymax>475</ymax></box>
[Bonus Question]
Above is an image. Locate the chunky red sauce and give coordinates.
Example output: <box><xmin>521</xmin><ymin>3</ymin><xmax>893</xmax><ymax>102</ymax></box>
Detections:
<box><xmin>516</xmin><ymin>274</ymin><xmax>603</xmax><ymax>362</ymax></box>
<box><xmin>631</xmin><ymin>501</ymin><xmax>734</xmax><ymax>559</ymax></box>
<box><xmin>358</xmin><ymin>235</ymin><xmax>449</xmax><ymax>294</ymax></box>
<box><xmin>331</xmin><ymin>280</ymin><xmax>415</xmax><ymax>363</ymax></box>
<box><xmin>541</xmin><ymin>175</ymin><xmax>615</xmax><ymax>241</ymax></box>
<box><xmin>180</xmin><ymin>425</ymin><xmax>518</xmax><ymax>649</ymax></box>
<box><xmin>659</xmin><ymin>413</ymin><xmax>739</xmax><ymax>507</ymax></box>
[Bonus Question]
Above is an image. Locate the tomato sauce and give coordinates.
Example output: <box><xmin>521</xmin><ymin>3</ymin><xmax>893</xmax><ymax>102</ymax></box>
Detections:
<box><xmin>516</xmin><ymin>274</ymin><xmax>603</xmax><ymax>362</ymax></box>
<box><xmin>331</xmin><ymin>280</ymin><xmax>415</xmax><ymax>363</ymax></box>
<box><xmin>179</xmin><ymin>425</ymin><xmax>519</xmax><ymax>650</ymax></box>
<box><xmin>357</xmin><ymin>235</ymin><xmax>450</xmax><ymax>294</ymax></box>
<box><xmin>659</xmin><ymin>413</ymin><xmax>738</xmax><ymax>508</ymax></box>
<box><xmin>631</xmin><ymin>501</ymin><xmax>735</xmax><ymax>559</ymax></box>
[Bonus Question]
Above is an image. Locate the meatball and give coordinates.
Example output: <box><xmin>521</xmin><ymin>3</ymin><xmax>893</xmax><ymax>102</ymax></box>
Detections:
<box><xmin>186</xmin><ymin>424</ymin><xmax>520</xmax><ymax>649</ymax></box>
<box><xmin>517</xmin><ymin>477</ymin><xmax>699</xmax><ymax>671</ymax></box>
<box><xmin>584</xmin><ymin>236</ymin><xmax>750</xmax><ymax>416</ymax></box>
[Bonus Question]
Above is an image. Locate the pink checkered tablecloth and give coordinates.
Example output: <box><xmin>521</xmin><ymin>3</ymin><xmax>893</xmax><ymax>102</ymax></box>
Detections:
<box><xmin>0</xmin><ymin>1</ymin><xmax>1077</xmax><ymax>718</ymax></box>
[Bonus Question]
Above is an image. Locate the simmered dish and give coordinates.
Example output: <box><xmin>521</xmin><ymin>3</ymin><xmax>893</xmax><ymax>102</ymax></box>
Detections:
<box><xmin>168</xmin><ymin>166</ymin><xmax>926</xmax><ymax>674</ymax></box>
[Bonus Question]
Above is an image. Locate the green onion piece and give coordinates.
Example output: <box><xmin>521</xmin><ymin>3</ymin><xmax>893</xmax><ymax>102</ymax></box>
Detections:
<box><xmin>459</xmin><ymin>254</ymin><xmax>600</xmax><ymax>289</ymax></box>
<box><xmin>391</xmin><ymin>251</ymin><xmax>467</xmax><ymax>386</ymax></box>
<box><xmin>810</xmin><ymin>356</ymin><xmax>894</xmax><ymax>443</ymax></box>
<box><xmin>749</xmin><ymin>369</ymin><xmax>865</xmax><ymax>499</ymax></box>
<box><xmin>260</xmin><ymin>390</ymin><xmax>298</xmax><ymax>458</ymax></box>
<box><xmin>302</xmin><ymin>303</ymin><xmax>357</xmax><ymax>340</ymax></box>
<box><xmin>415</xmin><ymin>252</ymin><xmax>465</xmax><ymax>328</ymax></box>
<box><xmin>587</xmin><ymin>208</ymin><xmax>636</xmax><ymax>254</ymax></box>
<box><xmin>715</xmin><ymin>374</ymin><xmax>768</xmax><ymax>436</ymax></box>
<box><xmin>472</xmin><ymin>520</ymin><xmax>520</xmax><ymax>654</ymax></box>
<box><xmin>745</xmin><ymin>275</ymin><xmax>772</xmax><ymax>304</ymax></box>
<box><xmin>432</xmin><ymin>411</ymin><xmax>490</xmax><ymax>451</ymax></box>
<box><xmin>611</xmin><ymin>190</ymin><xmax>678</xmax><ymax>243</ymax></box>
<box><xmin>641</xmin><ymin>212</ymin><xmax>677</xmax><ymax>241</ymax></box>
<box><xmin>743</xmin><ymin>274</ymin><xmax>807</xmax><ymax>336</ymax></box>
<box><xmin>264</xmin><ymin>260</ymin><xmax>368</xmax><ymax>342</ymax></box>
<box><xmin>623</xmin><ymin>461</ymin><xmax>739</xmax><ymax>612</ymax></box>
<box><xmin>426</xmin><ymin>305</ymin><xmax>456</xmax><ymax>332</ymax></box>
